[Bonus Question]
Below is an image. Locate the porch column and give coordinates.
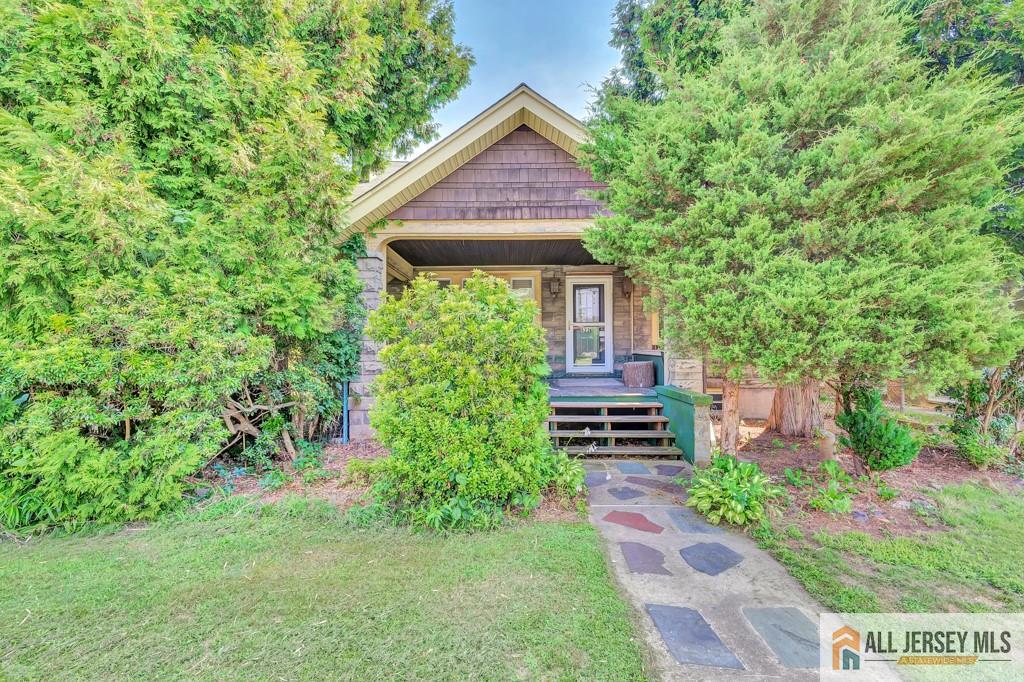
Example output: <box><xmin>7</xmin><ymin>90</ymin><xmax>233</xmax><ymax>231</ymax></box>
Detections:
<box><xmin>663</xmin><ymin>343</ymin><xmax>712</xmax><ymax>462</ymax></box>
<box><xmin>349</xmin><ymin>250</ymin><xmax>385</xmax><ymax>440</ymax></box>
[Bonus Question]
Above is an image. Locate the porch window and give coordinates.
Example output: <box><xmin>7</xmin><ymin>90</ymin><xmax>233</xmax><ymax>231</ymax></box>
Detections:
<box><xmin>509</xmin><ymin>278</ymin><xmax>535</xmax><ymax>301</ymax></box>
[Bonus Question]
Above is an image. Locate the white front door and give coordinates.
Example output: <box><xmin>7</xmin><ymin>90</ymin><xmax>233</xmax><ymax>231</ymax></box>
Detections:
<box><xmin>565</xmin><ymin>276</ymin><xmax>614</xmax><ymax>373</ymax></box>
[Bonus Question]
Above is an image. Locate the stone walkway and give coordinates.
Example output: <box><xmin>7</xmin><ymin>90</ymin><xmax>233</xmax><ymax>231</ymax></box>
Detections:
<box><xmin>585</xmin><ymin>459</ymin><xmax>821</xmax><ymax>681</ymax></box>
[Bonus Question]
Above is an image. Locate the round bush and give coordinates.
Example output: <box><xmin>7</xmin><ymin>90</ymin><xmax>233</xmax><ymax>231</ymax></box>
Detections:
<box><xmin>837</xmin><ymin>389</ymin><xmax>920</xmax><ymax>471</ymax></box>
<box><xmin>364</xmin><ymin>273</ymin><xmax>581</xmax><ymax>529</ymax></box>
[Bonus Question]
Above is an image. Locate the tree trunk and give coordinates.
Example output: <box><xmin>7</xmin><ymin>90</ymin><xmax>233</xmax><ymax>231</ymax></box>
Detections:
<box><xmin>720</xmin><ymin>379</ymin><xmax>740</xmax><ymax>455</ymax></box>
<box><xmin>767</xmin><ymin>378</ymin><xmax>823</xmax><ymax>437</ymax></box>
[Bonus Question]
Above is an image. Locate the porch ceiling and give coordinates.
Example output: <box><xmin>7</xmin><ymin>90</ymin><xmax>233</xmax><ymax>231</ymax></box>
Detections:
<box><xmin>389</xmin><ymin>238</ymin><xmax>599</xmax><ymax>267</ymax></box>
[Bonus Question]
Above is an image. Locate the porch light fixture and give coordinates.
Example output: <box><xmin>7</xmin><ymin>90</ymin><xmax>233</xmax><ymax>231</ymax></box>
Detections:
<box><xmin>623</xmin><ymin>277</ymin><xmax>634</xmax><ymax>297</ymax></box>
<box><xmin>549</xmin><ymin>278</ymin><xmax>561</xmax><ymax>297</ymax></box>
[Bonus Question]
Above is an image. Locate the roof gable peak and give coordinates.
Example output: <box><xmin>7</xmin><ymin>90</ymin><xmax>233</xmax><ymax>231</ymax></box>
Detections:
<box><xmin>346</xmin><ymin>84</ymin><xmax>588</xmax><ymax>233</ymax></box>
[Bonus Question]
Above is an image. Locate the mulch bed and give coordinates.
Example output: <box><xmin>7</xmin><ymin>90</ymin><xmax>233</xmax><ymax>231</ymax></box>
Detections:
<box><xmin>204</xmin><ymin>439</ymin><xmax>585</xmax><ymax>522</ymax></box>
<box><xmin>211</xmin><ymin>441</ymin><xmax>387</xmax><ymax>511</ymax></box>
<box><xmin>728</xmin><ymin>425</ymin><xmax>1023</xmax><ymax>539</ymax></box>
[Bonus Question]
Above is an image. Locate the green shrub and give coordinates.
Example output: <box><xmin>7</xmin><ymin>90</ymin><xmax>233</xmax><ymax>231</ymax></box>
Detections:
<box><xmin>362</xmin><ymin>273</ymin><xmax>583</xmax><ymax>530</ymax></box>
<box><xmin>945</xmin><ymin>365</ymin><xmax>1021</xmax><ymax>468</ymax></box>
<box><xmin>953</xmin><ymin>430</ymin><xmax>1007</xmax><ymax>469</ymax></box>
<box><xmin>0</xmin><ymin>0</ymin><xmax>472</xmax><ymax>530</ymax></box>
<box><xmin>837</xmin><ymin>389</ymin><xmax>920</xmax><ymax>471</ymax></box>
<box><xmin>686</xmin><ymin>454</ymin><xmax>782</xmax><ymax>526</ymax></box>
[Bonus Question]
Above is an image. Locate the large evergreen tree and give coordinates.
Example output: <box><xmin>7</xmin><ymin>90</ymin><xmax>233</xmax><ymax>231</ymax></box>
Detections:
<box><xmin>0</xmin><ymin>0</ymin><xmax>470</xmax><ymax>528</ymax></box>
<box><xmin>583</xmin><ymin>0</ymin><xmax>1023</xmax><ymax>452</ymax></box>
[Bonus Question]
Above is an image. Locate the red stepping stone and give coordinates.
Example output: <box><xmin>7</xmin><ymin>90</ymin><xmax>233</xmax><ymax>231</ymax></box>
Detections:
<box><xmin>603</xmin><ymin>510</ymin><xmax>664</xmax><ymax>534</ymax></box>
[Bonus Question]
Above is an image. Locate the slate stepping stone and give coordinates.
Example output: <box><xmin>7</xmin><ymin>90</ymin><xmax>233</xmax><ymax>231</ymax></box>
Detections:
<box><xmin>625</xmin><ymin>475</ymin><xmax>688</xmax><ymax>496</ymax></box>
<box><xmin>667</xmin><ymin>507</ymin><xmax>720</xmax><ymax>534</ymax></box>
<box><xmin>617</xmin><ymin>462</ymin><xmax>650</xmax><ymax>475</ymax></box>
<box><xmin>603</xmin><ymin>510</ymin><xmax>664</xmax><ymax>534</ymax></box>
<box><xmin>608</xmin><ymin>486</ymin><xmax>645</xmax><ymax>501</ymax></box>
<box><xmin>743</xmin><ymin>607</ymin><xmax>819</xmax><ymax>669</ymax></box>
<box><xmin>585</xmin><ymin>471</ymin><xmax>609</xmax><ymax>488</ymax></box>
<box><xmin>679</xmin><ymin>542</ymin><xmax>744</xmax><ymax>576</ymax></box>
<box><xmin>656</xmin><ymin>464</ymin><xmax>686</xmax><ymax>477</ymax></box>
<box><xmin>620</xmin><ymin>542</ymin><xmax>672</xmax><ymax>575</ymax></box>
<box><xmin>645</xmin><ymin>604</ymin><xmax>743</xmax><ymax>669</ymax></box>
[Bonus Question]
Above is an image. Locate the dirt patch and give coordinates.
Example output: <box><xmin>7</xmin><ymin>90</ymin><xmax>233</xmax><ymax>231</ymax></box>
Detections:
<box><xmin>521</xmin><ymin>494</ymin><xmax>586</xmax><ymax>524</ymax></box>
<box><xmin>713</xmin><ymin>422</ymin><xmax>1023</xmax><ymax>539</ymax></box>
<box><xmin>217</xmin><ymin>441</ymin><xmax>388</xmax><ymax>511</ymax></box>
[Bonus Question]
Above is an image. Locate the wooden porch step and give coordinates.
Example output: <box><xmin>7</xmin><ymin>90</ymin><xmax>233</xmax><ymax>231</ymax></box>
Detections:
<box><xmin>564</xmin><ymin>445</ymin><xmax>683</xmax><ymax>457</ymax></box>
<box><xmin>549</xmin><ymin>401</ymin><xmax>660</xmax><ymax>409</ymax></box>
<box><xmin>548</xmin><ymin>414</ymin><xmax>669</xmax><ymax>424</ymax></box>
<box><xmin>549</xmin><ymin>429</ymin><xmax>676</xmax><ymax>439</ymax></box>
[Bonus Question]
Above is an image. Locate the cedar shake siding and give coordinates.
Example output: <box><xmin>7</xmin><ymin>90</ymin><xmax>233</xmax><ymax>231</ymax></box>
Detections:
<box><xmin>387</xmin><ymin>125</ymin><xmax>605</xmax><ymax>221</ymax></box>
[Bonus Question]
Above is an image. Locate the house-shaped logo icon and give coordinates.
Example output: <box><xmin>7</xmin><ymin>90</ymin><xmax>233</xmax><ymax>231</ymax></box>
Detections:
<box><xmin>832</xmin><ymin>625</ymin><xmax>861</xmax><ymax>670</ymax></box>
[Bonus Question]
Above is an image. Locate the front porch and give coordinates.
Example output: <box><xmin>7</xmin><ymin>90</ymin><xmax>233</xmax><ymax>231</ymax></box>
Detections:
<box><xmin>548</xmin><ymin>377</ymin><xmax>655</xmax><ymax>399</ymax></box>
<box><xmin>380</xmin><ymin>236</ymin><xmax>661</xmax><ymax>379</ymax></box>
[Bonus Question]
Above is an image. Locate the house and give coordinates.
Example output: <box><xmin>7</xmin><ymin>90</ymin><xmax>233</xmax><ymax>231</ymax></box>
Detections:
<box><xmin>342</xmin><ymin>84</ymin><xmax>769</xmax><ymax>462</ymax></box>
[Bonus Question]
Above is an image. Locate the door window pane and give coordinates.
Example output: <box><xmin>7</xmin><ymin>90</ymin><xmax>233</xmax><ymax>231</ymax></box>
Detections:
<box><xmin>573</xmin><ymin>284</ymin><xmax>604</xmax><ymax>323</ymax></box>
<box><xmin>573</xmin><ymin>327</ymin><xmax>606</xmax><ymax>365</ymax></box>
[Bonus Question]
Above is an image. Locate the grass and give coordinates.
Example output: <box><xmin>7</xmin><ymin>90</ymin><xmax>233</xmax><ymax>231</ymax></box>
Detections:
<box><xmin>0</xmin><ymin>497</ymin><xmax>646</xmax><ymax>681</ymax></box>
<box><xmin>756</xmin><ymin>483</ymin><xmax>1024</xmax><ymax>613</ymax></box>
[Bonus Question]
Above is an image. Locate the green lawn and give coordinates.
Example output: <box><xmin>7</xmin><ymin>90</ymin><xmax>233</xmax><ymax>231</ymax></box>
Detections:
<box><xmin>0</xmin><ymin>498</ymin><xmax>646</xmax><ymax>681</ymax></box>
<box><xmin>757</xmin><ymin>484</ymin><xmax>1024</xmax><ymax>613</ymax></box>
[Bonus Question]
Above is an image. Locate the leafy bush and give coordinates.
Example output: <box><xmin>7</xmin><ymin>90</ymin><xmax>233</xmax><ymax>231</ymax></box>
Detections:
<box><xmin>361</xmin><ymin>274</ymin><xmax>583</xmax><ymax>530</ymax></box>
<box><xmin>837</xmin><ymin>389</ymin><xmax>920</xmax><ymax>471</ymax></box>
<box><xmin>686</xmin><ymin>454</ymin><xmax>782</xmax><ymax>526</ymax></box>
<box><xmin>945</xmin><ymin>360</ymin><xmax>1023</xmax><ymax>467</ymax></box>
<box><xmin>953</xmin><ymin>430</ymin><xmax>1007</xmax><ymax>469</ymax></box>
<box><xmin>0</xmin><ymin>0</ymin><xmax>470</xmax><ymax>530</ymax></box>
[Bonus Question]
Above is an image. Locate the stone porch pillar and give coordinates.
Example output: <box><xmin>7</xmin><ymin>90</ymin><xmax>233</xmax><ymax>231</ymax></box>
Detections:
<box><xmin>349</xmin><ymin>251</ymin><xmax>385</xmax><ymax>440</ymax></box>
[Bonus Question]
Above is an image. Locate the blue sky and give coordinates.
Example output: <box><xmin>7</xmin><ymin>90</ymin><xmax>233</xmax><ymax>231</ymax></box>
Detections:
<box><xmin>413</xmin><ymin>0</ymin><xmax>621</xmax><ymax>156</ymax></box>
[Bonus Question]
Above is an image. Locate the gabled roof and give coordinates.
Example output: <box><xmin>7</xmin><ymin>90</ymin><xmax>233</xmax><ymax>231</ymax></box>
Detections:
<box><xmin>345</xmin><ymin>84</ymin><xmax>589</xmax><ymax>234</ymax></box>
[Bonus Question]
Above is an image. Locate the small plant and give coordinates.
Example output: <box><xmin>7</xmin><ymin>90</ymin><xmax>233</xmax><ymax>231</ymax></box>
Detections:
<box><xmin>259</xmin><ymin>468</ymin><xmax>291</xmax><ymax>491</ymax></box>
<box><xmin>837</xmin><ymin>388</ymin><xmax>920</xmax><ymax>471</ymax></box>
<box><xmin>686</xmin><ymin>454</ymin><xmax>783</xmax><ymax>526</ymax></box>
<box><xmin>875</xmin><ymin>480</ymin><xmax>899</xmax><ymax>501</ymax></box>
<box><xmin>292</xmin><ymin>440</ymin><xmax>334</xmax><ymax>484</ymax></box>
<box><xmin>212</xmin><ymin>464</ymin><xmax>247</xmax><ymax>495</ymax></box>
<box><xmin>809</xmin><ymin>480</ymin><xmax>853</xmax><ymax>514</ymax></box>
<box><xmin>771</xmin><ymin>438</ymin><xmax>785</xmax><ymax>449</ymax></box>
<box><xmin>819</xmin><ymin>460</ymin><xmax>854</xmax><ymax>487</ymax></box>
<box><xmin>784</xmin><ymin>467</ymin><xmax>813</xmax><ymax>488</ymax></box>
